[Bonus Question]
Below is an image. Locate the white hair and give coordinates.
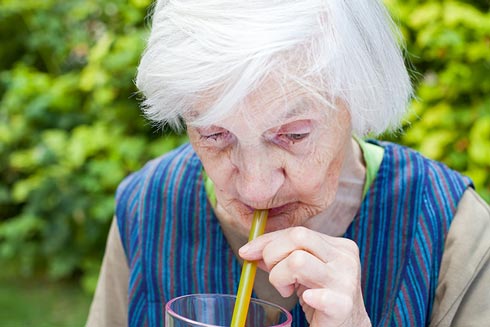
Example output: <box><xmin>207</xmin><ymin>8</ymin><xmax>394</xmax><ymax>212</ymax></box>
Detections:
<box><xmin>136</xmin><ymin>0</ymin><xmax>412</xmax><ymax>135</ymax></box>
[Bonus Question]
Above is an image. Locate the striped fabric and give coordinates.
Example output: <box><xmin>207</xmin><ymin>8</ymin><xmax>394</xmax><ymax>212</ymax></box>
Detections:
<box><xmin>344</xmin><ymin>141</ymin><xmax>471</xmax><ymax>326</ymax></box>
<box><xmin>116</xmin><ymin>141</ymin><xmax>471</xmax><ymax>326</ymax></box>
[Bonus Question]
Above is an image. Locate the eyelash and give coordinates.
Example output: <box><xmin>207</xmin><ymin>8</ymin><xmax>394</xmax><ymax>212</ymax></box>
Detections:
<box><xmin>285</xmin><ymin>133</ymin><xmax>308</xmax><ymax>141</ymax></box>
<box><xmin>200</xmin><ymin>131</ymin><xmax>231</xmax><ymax>143</ymax></box>
<box><xmin>277</xmin><ymin>132</ymin><xmax>310</xmax><ymax>145</ymax></box>
<box><xmin>198</xmin><ymin>130</ymin><xmax>310</xmax><ymax>147</ymax></box>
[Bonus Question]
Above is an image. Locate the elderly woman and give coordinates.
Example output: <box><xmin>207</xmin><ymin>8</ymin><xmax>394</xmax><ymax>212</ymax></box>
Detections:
<box><xmin>87</xmin><ymin>0</ymin><xmax>490</xmax><ymax>326</ymax></box>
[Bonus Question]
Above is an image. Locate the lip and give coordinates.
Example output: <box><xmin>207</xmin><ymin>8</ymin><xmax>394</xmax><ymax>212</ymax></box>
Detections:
<box><xmin>245</xmin><ymin>202</ymin><xmax>298</xmax><ymax>217</ymax></box>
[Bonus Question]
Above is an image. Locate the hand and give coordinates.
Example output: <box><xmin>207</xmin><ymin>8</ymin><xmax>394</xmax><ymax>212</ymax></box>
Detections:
<box><xmin>239</xmin><ymin>226</ymin><xmax>371</xmax><ymax>327</ymax></box>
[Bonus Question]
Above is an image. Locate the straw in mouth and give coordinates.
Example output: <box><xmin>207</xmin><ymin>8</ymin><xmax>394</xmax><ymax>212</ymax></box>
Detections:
<box><xmin>230</xmin><ymin>209</ymin><xmax>269</xmax><ymax>327</ymax></box>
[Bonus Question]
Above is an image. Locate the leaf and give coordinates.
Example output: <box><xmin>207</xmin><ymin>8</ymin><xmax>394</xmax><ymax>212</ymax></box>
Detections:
<box><xmin>0</xmin><ymin>214</ymin><xmax>44</xmax><ymax>239</ymax></box>
<box><xmin>468</xmin><ymin>116</ymin><xmax>490</xmax><ymax>165</ymax></box>
<box><xmin>408</xmin><ymin>3</ymin><xmax>442</xmax><ymax>29</ymax></box>
<box><xmin>418</xmin><ymin>130</ymin><xmax>457</xmax><ymax>160</ymax></box>
<box><xmin>12</xmin><ymin>176</ymin><xmax>43</xmax><ymax>203</ymax></box>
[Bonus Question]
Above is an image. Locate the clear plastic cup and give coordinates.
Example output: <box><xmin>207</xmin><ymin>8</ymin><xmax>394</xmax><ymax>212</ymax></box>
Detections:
<box><xmin>165</xmin><ymin>293</ymin><xmax>292</xmax><ymax>327</ymax></box>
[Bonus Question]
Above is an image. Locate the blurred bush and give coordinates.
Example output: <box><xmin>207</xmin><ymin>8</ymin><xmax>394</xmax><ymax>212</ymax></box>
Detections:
<box><xmin>385</xmin><ymin>0</ymin><xmax>490</xmax><ymax>201</ymax></box>
<box><xmin>0</xmin><ymin>0</ymin><xmax>488</xmax><ymax>293</ymax></box>
<box><xmin>0</xmin><ymin>0</ymin><xmax>186</xmax><ymax>292</ymax></box>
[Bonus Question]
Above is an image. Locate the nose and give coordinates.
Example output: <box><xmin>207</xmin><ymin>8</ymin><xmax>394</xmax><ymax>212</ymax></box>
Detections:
<box><xmin>232</xmin><ymin>145</ymin><xmax>285</xmax><ymax>206</ymax></box>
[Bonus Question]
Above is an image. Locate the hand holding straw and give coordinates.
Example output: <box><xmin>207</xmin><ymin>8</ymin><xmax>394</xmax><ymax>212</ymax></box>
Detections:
<box><xmin>230</xmin><ymin>209</ymin><xmax>269</xmax><ymax>327</ymax></box>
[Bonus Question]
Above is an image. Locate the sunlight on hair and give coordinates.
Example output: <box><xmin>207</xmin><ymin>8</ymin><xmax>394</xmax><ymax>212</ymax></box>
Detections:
<box><xmin>136</xmin><ymin>0</ymin><xmax>412</xmax><ymax>136</ymax></box>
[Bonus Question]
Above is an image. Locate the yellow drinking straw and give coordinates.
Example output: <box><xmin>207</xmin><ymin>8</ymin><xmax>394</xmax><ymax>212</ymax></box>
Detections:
<box><xmin>230</xmin><ymin>209</ymin><xmax>269</xmax><ymax>327</ymax></box>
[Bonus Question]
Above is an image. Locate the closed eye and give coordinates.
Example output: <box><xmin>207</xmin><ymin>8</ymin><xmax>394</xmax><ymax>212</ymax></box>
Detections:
<box><xmin>201</xmin><ymin>132</ymin><xmax>226</xmax><ymax>141</ymax></box>
<box><xmin>283</xmin><ymin>133</ymin><xmax>309</xmax><ymax>142</ymax></box>
<box><xmin>272</xmin><ymin>120</ymin><xmax>313</xmax><ymax>146</ymax></box>
<box><xmin>197</xmin><ymin>127</ymin><xmax>234</xmax><ymax>148</ymax></box>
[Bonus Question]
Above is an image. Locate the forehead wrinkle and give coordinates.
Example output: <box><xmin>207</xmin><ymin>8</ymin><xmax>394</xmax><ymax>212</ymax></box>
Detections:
<box><xmin>235</xmin><ymin>99</ymin><xmax>307</xmax><ymax>136</ymax></box>
<box><xmin>241</xmin><ymin>86</ymin><xmax>314</xmax><ymax>121</ymax></box>
<box><xmin>246</xmin><ymin>82</ymin><xmax>307</xmax><ymax>112</ymax></box>
<box><xmin>186</xmin><ymin>82</ymin><xmax>324</xmax><ymax>133</ymax></box>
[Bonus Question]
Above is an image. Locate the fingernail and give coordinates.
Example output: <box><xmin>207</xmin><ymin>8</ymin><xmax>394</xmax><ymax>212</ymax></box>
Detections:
<box><xmin>239</xmin><ymin>243</ymin><xmax>250</xmax><ymax>254</ymax></box>
<box><xmin>302</xmin><ymin>289</ymin><xmax>312</xmax><ymax>303</ymax></box>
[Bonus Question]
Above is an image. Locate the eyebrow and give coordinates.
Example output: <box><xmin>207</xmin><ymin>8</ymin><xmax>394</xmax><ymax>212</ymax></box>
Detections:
<box><xmin>186</xmin><ymin>89</ymin><xmax>316</xmax><ymax>129</ymax></box>
<box><xmin>185</xmin><ymin>110</ymin><xmax>200</xmax><ymax>120</ymax></box>
<box><xmin>287</xmin><ymin>101</ymin><xmax>310</xmax><ymax>117</ymax></box>
<box><xmin>277</xmin><ymin>98</ymin><xmax>312</xmax><ymax>121</ymax></box>
<box><xmin>260</xmin><ymin>101</ymin><xmax>315</xmax><ymax>136</ymax></box>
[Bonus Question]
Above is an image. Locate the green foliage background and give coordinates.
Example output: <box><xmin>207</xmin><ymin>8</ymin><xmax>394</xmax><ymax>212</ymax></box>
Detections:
<box><xmin>0</xmin><ymin>0</ymin><xmax>489</xmax><ymax>293</ymax></box>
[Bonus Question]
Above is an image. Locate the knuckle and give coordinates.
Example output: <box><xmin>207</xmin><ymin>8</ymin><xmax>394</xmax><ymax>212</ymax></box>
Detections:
<box><xmin>288</xmin><ymin>250</ymin><xmax>308</xmax><ymax>270</ymax></box>
<box><xmin>288</xmin><ymin>226</ymin><xmax>310</xmax><ymax>244</ymax></box>
<box><xmin>337</xmin><ymin>238</ymin><xmax>360</xmax><ymax>260</ymax></box>
<box><xmin>343</xmin><ymin>238</ymin><xmax>360</xmax><ymax>255</ymax></box>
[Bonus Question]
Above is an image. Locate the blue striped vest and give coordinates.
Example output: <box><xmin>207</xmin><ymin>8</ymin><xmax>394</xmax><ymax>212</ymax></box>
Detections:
<box><xmin>116</xmin><ymin>141</ymin><xmax>471</xmax><ymax>326</ymax></box>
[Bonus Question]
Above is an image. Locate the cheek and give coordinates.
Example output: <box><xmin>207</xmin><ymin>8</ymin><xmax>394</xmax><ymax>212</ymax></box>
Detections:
<box><xmin>191</xmin><ymin>144</ymin><xmax>236</xmax><ymax>194</ymax></box>
<box><xmin>201</xmin><ymin>153</ymin><xmax>232</xmax><ymax>181</ymax></box>
<box><xmin>292</xmin><ymin>145</ymin><xmax>345</xmax><ymax>201</ymax></box>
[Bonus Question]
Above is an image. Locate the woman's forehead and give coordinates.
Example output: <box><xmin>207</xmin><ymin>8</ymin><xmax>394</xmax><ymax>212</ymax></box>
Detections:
<box><xmin>189</xmin><ymin>100</ymin><xmax>320</xmax><ymax>133</ymax></box>
<box><xmin>187</xmin><ymin>83</ymin><xmax>325</xmax><ymax>126</ymax></box>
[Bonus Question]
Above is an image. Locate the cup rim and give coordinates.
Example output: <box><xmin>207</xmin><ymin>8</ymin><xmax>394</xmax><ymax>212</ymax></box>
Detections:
<box><xmin>165</xmin><ymin>293</ymin><xmax>293</xmax><ymax>327</ymax></box>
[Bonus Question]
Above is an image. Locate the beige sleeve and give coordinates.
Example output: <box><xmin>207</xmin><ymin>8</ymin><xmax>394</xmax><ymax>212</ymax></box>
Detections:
<box><xmin>430</xmin><ymin>188</ymin><xmax>490</xmax><ymax>327</ymax></box>
<box><xmin>86</xmin><ymin>218</ymin><xmax>129</xmax><ymax>327</ymax></box>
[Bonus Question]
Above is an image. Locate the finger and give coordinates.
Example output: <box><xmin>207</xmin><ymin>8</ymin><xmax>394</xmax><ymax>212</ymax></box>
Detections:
<box><xmin>240</xmin><ymin>227</ymin><xmax>360</xmax><ymax>274</ymax></box>
<box><xmin>238</xmin><ymin>228</ymin><xmax>289</xmax><ymax>260</ymax></box>
<box><xmin>302</xmin><ymin>288</ymin><xmax>354</xmax><ymax>324</ymax></box>
<box><xmin>268</xmin><ymin>249</ymin><xmax>330</xmax><ymax>297</ymax></box>
<box><xmin>255</xmin><ymin>259</ymin><xmax>268</xmax><ymax>272</ymax></box>
<box><xmin>268</xmin><ymin>250</ymin><xmax>359</xmax><ymax>298</ymax></box>
<box><xmin>297</xmin><ymin>286</ymin><xmax>314</xmax><ymax>323</ymax></box>
<box><xmin>263</xmin><ymin>227</ymin><xmax>332</xmax><ymax>270</ymax></box>
<box><xmin>260</xmin><ymin>227</ymin><xmax>358</xmax><ymax>272</ymax></box>
<box><xmin>239</xmin><ymin>227</ymin><xmax>331</xmax><ymax>263</ymax></box>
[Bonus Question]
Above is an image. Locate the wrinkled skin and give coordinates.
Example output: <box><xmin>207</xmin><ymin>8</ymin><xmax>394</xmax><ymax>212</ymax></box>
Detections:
<box><xmin>186</xmin><ymin>84</ymin><xmax>371</xmax><ymax>326</ymax></box>
<box><xmin>239</xmin><ymin>227</ymin><xmax>370</xmax><ymax>326</ymax></box>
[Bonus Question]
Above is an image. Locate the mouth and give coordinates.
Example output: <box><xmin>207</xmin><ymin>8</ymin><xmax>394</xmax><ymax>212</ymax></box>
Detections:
<box><xmin>245</xmin><ymin>202</ymin><xmax>299</xmax><ymax>218</ymax></box>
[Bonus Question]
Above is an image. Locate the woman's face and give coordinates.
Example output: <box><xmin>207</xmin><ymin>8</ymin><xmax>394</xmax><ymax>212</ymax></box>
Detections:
<box><xmin>187</xmin><ymin>86</ymin><xmax>352</xmax><ymax>235</ymax></box>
